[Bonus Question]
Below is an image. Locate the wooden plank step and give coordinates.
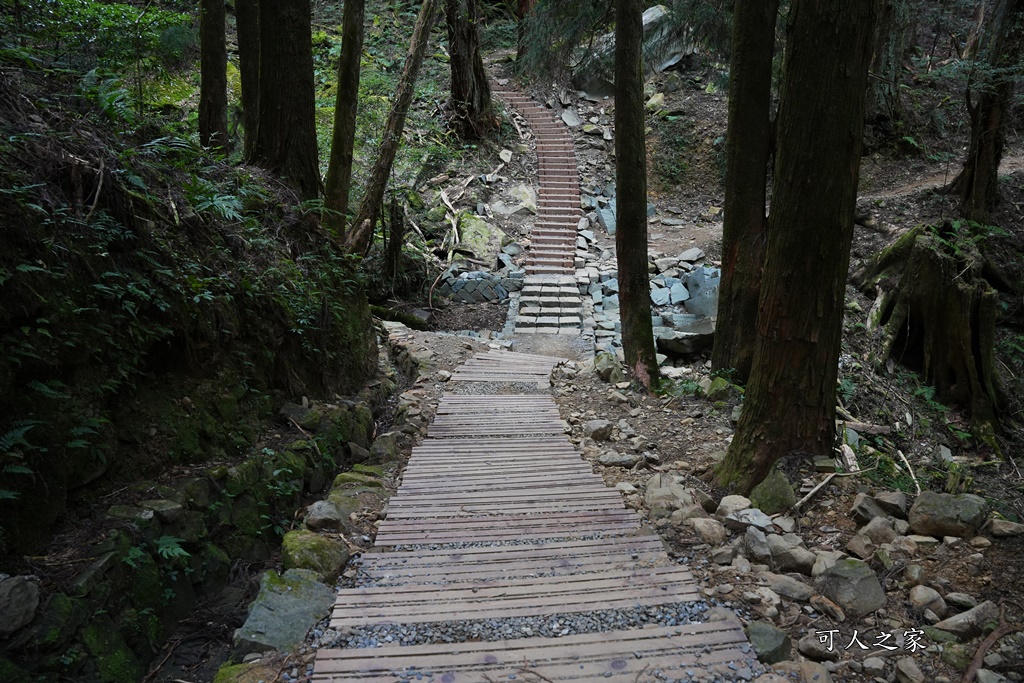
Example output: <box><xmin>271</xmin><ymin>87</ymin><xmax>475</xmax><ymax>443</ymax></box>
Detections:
<box><xmin>369</xmin><ymin>533</ymin><xmax>659</xmax><ymax>558</ymax></box>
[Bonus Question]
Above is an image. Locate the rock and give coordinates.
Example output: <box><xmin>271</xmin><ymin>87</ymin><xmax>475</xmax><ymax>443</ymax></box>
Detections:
<box><xmin>724</xmin><ymin>508</ymin><xmax>776</xmax><ymax>533</ymax></box>
<box><xmin>746</xmin><ymin>620</ymin><xmax>791</xmax><ymax>665</ymax></box>
<box><xmin>0</xmin><ymin>574</ymin><xmax>40</xmax><ymax>637</ymax></box>
<box><xmin>931</xmin><ymin>600</ymin><xmax>1000</xmax><ymax>639</ymax></box>
<box><xmin>909</xmin><ymin>585</ymin><xmax>947</xmax><ymax>618</ymax></box>
<box><xmin>845</xmin><ymin>533</ymin><xmax>876</xmax><ymax>560</ymax></box>
<box><xmin>989</xmin><ymin>518</ymin><xmax>1024</xmax><ymax>536</ymax></box>
<box><xmin>909</xmin><ymin>491</ymin><xmax>988</xmax><ymax>538</ymax></box>
<box><xmin>814</xmin><ymin>559</ymin><xmax>886</xmax><ymax>616</ymax></box>
<box><xmin>654</xmin><ymin>322</ymin><xmax>715</xmax><ymax>355</ymax></box>
<box><xmin>561</xmin><ymin>109</ymin><xmax>582</xmax><ymax>127</ymax></box>
<box><xmin>798</xmin><ymin>633</ymin><xmax>840</xmax><ymax>661</ymax></box>
<box><xmin>716</xmin><ymin>495</ymin><xmax>752</xmax><ymax>518</ymax></box>
<box><xmin>303</xmin><ymin>500</ymin><xmax>344</xmax><ymax>532</ymax></box>
<box><xmin>850</xmin><ymin>492</ymin><xmax>887</xmax><ymax>524</ymax></box>
<box><xmin>704</xmin><ymin>376</ymin><xmax>740</xmax><ymax>402</ymax></box>
<box><xmin>232</xmin><ymin>569</ymin><xmax>336</xmax><ymax>657</ymax></box>
<box><xmin>583</xmin><ymin>419</ymin><xmax>614</xmax><ymax>441</ymax></box>
<box><xmin>455</xmin><ymin>213</ymin><xmax>507</xmax><ymax>263</ymax></box>
<box><xmin>750</xmin><ymin>471</ymin><xmax>797</xmax><ymax>515</ymax></box>
<box><xmin>895</xmin><ymin>656</ymin><xmax>925</xmax><ymax>683</ymax></box>
<box><xmin>594</xmin><ymin>351</ymin><xmax>624</xmax><ymax>383</ymax></box>
<box><xmin>669</xmin><ymin>282</ymin><xmax>689</xmax><ymax>304</ymax></box>
<box><xmin>683</xmin><ymin>267</ymin><xmax>720</xmax><ymax>318</ymax></box>
<box><xmin>861</xmin><ymin>516</ymin><xmax>898</xmax><ymax>544</ymax></box>
<box><xmin>811</xmin><ymin>550</ymin><xmax>846</xmax><ymax>578</ymax></box>
<box><xmin>976</xmin><ymin>670</ymin><xmax>1009</xmax><ymax>683</ymax></box>
<box><xmin>645</xmin><ymin>93</ymin><xmax>665</xmax><ymax>111</ymax></box>
<box><xmin>753</xmin><ymin>676</ymin><xmax>790</xmax><ymax>683</ymax></box>
<box><xmin>509</xmin><ymin>184</ymin><xmax>538</xmax><ymax>214</ymax></box>
<box><xmin>745</xmin><ymin>527</ymin><xmax>772</xmax><ymax>562</ymax></box>
<box><xmin>596</xmin><ymin>207</ymin><xmax>616</xmax><ymax>235</ymax></box>
<box><xmin>762</xmin><ymin>572</ymin><xmax>814</xmax><ymax>602</ymax></box>
<box><xmin>771</xmin><ymin>661</ymin><xmax>834</xmax><ymax>683</ymax></box>
<box><xmin>140</xmin><ymin>499</ymin><xmax>184</xmax><ymax>523</ymax></box>
<box><xmin>678</xmin><ymin>247</ymin><xmax>705</xmax><ymax>262</ymax></box>
<box><xmin>596</xmin><ymin>451</ymin><xmax>641</xmax><ymax>468</ymax></box>
<box><xmin>654</xmin><ymin>256</ymin><xmax>679</xmax><ymax>272</ymax></box>
<box><xmin>768</xmin><ymin>534</ymin><xmax>816</xmax><ymax>575</ymax></box>
<box><xmin>810</xmin><ymin>594</ymin><xmax>846</xmax><ymax>622</ymax></box>
<box><xmin>499</xmin><ymin>149</ymin><xmax>513</xmax><ymax>163</ymax></box>
<box><xmin>281</xmin><ymin>530</ymin><xmax>350</xmax><ymax>582</ymax></box>
<box><xmin>687</xmin><ymin>518</ymin><xmax>728</xmax><ymax>545</ymax></box>
<box><xmin>874</xmin><ymin>491</ymin><xmax>909</xmax><ymax>518</ymax></box>
<box><xmin>863</xmin><ymin>657</ymin><xmax>886</xmax><ymax>676</ymax></box>
<box><xmin>945</xmin><ymin>592</ymin><xmax>978</xmax><ymax>610</ymax></box>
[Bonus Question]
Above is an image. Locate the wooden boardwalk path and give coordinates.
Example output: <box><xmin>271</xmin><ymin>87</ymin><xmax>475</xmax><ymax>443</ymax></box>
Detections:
<box><xmin>312</xmin><ymin>351</ymin><xmax>760</xmax><ymax>682</ymax></box>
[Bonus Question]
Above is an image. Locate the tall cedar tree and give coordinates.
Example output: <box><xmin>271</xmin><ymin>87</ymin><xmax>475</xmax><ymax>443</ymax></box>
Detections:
<box><xmin>199</xmin><ymin>0</ymin><xmax>228</xmax><ymax>153</ymax></box>
<box><xmin>867</xmin><ymin>0</ymin><xmax>912</xmax><ymax>127</ymax></box>
<box><xmin>249</xmin><ymin>0</ymin><xmax>320</xmax><ymax>201</ymax></box>
<box><xmin>951</xmin><ymin>0</ymin><xmax>1024</xmax><ymax>220</ymax></box>
<box><xmin>614</xmin><ymin>0</ymin><xmax>659</xmax><ymax>389</ymax></box>
<box><xmin>446</xmin><ymin>0</ymin><xmax>495</xmax><ymax>138</ymax></box>
<box><xmin>236</xmin><ymin>0</ymin><xmax>259</xmax><ymax>160</ymax></box>
<box><xmin>716</xmin><ymin>0</ymin><xmax>877</xmax><ymax>494</ymax></box>
<box><xmin>347</xmin><ymin>0</ymin><xmax>442</xmax><ymax>254</ymax></box>
<box><xmin>515</xmin><ymin>0</ymin><xmax>537</xmax><ymax>63</ymax></box>
<box><xmin>711</xmin><ymin>0</ymin><xmax>778</xmax><ymax>383</ymax></box>
<box><xmin>324</xmin><ymin>0</ymin><xmax>366</xmax><ymax>236</ymax></box>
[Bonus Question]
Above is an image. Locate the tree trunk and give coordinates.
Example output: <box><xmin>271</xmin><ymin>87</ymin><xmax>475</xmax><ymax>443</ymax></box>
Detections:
<box><xmin>324</xmin><ymin>0</ymin><xmax>366</xmax><ymax>237</ymax></box>
<box><xmin>866</xmin><ymin>0</ymin><xmax>911</xmax><ymax>127</ymax></box>
<box><xmin>249</xmin><ymin>0</ymin><xmax>320</xmax><ymax>201</ymax></box>
<box><xmin>236</xmin><ymin>0</ymin><xmax>259</xmax><ymax>161</ymax></box>
<box><xmin>950</xmin><ymin>0</ymin><xmax>1024</xmax><ymax>220</ymax></box>
<box><xmin>199</xmin><ymin>0</ymin><xmax>228</xmax><ymax>153</ymax></box>
<box><xmin>711</xmin><ymin>0</ymin><xmax>778</xmax><ymax>384</ymax></box>
<box><xmin>385</xmin><ymin>195</ymin><xmax>405</xmax><ymax>288</ymax></box>
<box><xmin>446</xmin><ymin>0</ymin><xmax>495</xmax><ymax>139</ymax></box>
<box><xmin>716</xmin><ymin>0</ymin><xmax>877</xmax><ymax>494</ymax></box>
<box><xmin>515</xmin><ymin>0</ymin><xmax>537</xmax><ymax>64</ymax></box>
<box><xmin>347</xmin><ymin>0</ymin><xmax>442</xmax><ymax>255</ymax></box>
<box><xmin>614</xmin><ymin>0</ymin><xmax>659</xmax><ymax>390</ymax></box>
<box><xmin>856</xmin><ymin>224</ymin><xmax>1004</xmax><ymax>450</ymax></box>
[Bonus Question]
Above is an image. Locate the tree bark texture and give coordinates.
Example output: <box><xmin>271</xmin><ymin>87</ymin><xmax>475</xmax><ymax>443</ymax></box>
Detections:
<box><xmin>952</xmin><ymin>0</ymin><xmax>1024</xmax><ymax>220</ymax></box>
<box><xmin>614</xmin><ymin>0</ymin><xmax>659</xmax><ymax>390</ymax></box>
<box><xmin>515</xmin><ymin>0</ymin><xmax>537</xmax><ymax>64</ymax></box>
<box><xmin>446</xmin><ymin>0</ymin><xmax>495</xmax><ymax>139</ymax></box>
<box><xmin>347</xmin><ymin>0</ymin><xmax>442</xmax><ymax>255</ymax></box>
<box><xmin>867</xmin><ymin>0</ymin><xmax>912</xmax><ymax>127</ymax></box>
<box><xmin>711</xmin><ymin>0</ymin><xmax>778</xmax><ymax>384</ymax></box>
<box><xmin>199</xmin><ymin>0</ymin><xmax>228</xmax><ymax>153</ymax></box>
<box><xmin>250</xmin><ymin>0</ymin><xmax>320</xmax><ymax>201</ymax></box>
<box><xmin>236</xmin><ymin>0</ymin><xmax>259</xmax><ymax>161</ymax></box>
<box><xmin>324</xmin><ymin>0</ymin><xmax>366</xmax><ymax>237</ymax></box>
<box><xmin>717</xmin><ymin>0</ymin><xmax>877</xmax><ymax>494</ymax></box>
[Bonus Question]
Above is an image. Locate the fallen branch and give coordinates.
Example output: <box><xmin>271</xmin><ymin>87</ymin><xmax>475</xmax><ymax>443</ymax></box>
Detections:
<box><xmin>791</xmin><ymin>473</ymin><xmax>837</xmax><ymax>512</ymax></box>
<box><xmin>896</xmin><ymin>449</ymin><xmax>921</xmax><ymax>495</ymax></box>
<box><xmin>84</xmin><ymin>158</ymin><xmax>104</xmax><ymax>223</ymax></box>
<box><xmin>961</xmin><ymin>604</ymin><xmax>1021</xmax><ymax>683</ymax></box>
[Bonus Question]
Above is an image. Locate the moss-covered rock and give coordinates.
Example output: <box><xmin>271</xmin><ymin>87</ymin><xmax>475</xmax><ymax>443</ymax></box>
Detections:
<box><xmin>281</xmin><ymin>530</ymin><xmax>350</xmax><ymax>582</ymax></box>
<box><xmin>368</xmin><ymin>431</ymin><xmax>402</xmax><ymax>464</ymax></box>
<box><xmin>332</xmin><ymin>472</ymin><xmax>384</xmax><ymax>489</ymax></box>
<box><xmin>81</xmin><ymin>618</ymin><xmax>144</xmax><ymax>683</ymax></box>
<box><xmin>213</xmin><ymin>661</ymin><xmax>280</xmax><ymax>683</ymax></box>
<box><xmin>704</xmin><ymin>377</ymin><xmax>741</xmax><ymax>402</ymax></box>
<box><xmin>0</xmin><ymin>657</ymin><xmax>33</xmax><ymax>683</ymax></box>
<box><xmin>130</xmin><ymin>553</ymin><xmax>163</xmax><ymax>612</ymax></box>
<box><xmin>749</xmin><ymin>471</ymin><xmax>797</xmax><ymax>515</ymax></box>
<box><xmin>197</xmin><ymin>543</ymin><xmax>232</xmax><ymax>595</ymax></box>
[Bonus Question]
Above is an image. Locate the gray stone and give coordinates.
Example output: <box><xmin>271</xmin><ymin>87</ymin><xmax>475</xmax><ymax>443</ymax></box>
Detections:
<box><xmin>654</xmin><ymin>257</ymin><xmax>679</xmax><ymax>272</ymax></box>
<box><xmin>932</xmin><ymin>600</ymin><xmax>1000</xmax><ymax>639</ymax></box>
<box><xmin>845</xmin><ymin>533</ymin><xmax>876</xmax><ymax>560</ymax></box>
<box><xmin>811</xmin><ymin>550</ymin><xmax>846</xmax><ymax>577</ymax></box>
<box><xmin>282</xmin><ymin>530</ymin><xmax>350</xmax><ymax>582</ymax></box>
<box><xmin>746</xmin><ymin>620</ymin><xmax>791</xmax><ymax>665</ymax></box>
<box><xmin>683</xmin><ymin>267</ymin><xmax>720</xmax><ymax>318</ymax></box>
<box><xmin>945</xmin><ymin>592</ymin><xmax>978</xmax><ymax>610</ymax></box>
<box><xmin>850</xmin><ymin>492</ymin><xmax>887</xmax><ymax>524</ymax></box>
<box><xmin>768</xmin><ymin>534</ymin><xmax>816</xmax><ymax>575</ymax></box>
<box><xmin>669</xmin><ymin>282</ymin><xmax>690</xmax><ymax>304</ymax></box>
<box><xmin>750</xmin><ymin>471</ymin><xmax>797</xmax><ymax>515</ymax></box>
<box><xmin>594</xmin><ymin>351</ymin><xmax>624</xmax><ymax>383</ymax></box>
<box><xmin>596</xmin><ymin>207</ymin><xmax>616</xmax><ymax>235</ymax></box>
<box><xmin>583</xmin><ymin>419</ymin><xmax>614</xmax><ymax>441</ymax></box>
<box><xmin>596</xmin><ymin>451</ymin><xmax>641</xmax><ymax>468</ymax></box>
<box><xmin>863</xmin><ymin>657</ymin><xmax>886</xmax><ymax>676</ymax></box>
<box><xmin>895</xmin><ymin>656</ymin><xmax>925</xmax><ymax>683</ymax></box>
<box><xmin>678</xmin><ymin>247</ymin><xmax>705</xmax><ymax>262</ymax></box>
<box><xmin>650</xmin><ymin>286</ymin><xmax>671</xmax><ymax>306</ymax></box>
<box><xmin>140</xmin><ymin>499</ymin><xmax>183</xmax><ymax>523</ymax></box>
<box><xmin>909</xmin><ymin>585</ymin><xmax>947</xmax><ymax>618</ymax></box>
<box><xmin>303</xmin><ymin>500</ymin><xmax>344</xmax><ymax>532</ymax></box>
<box><xmin>724</xmin><ymin>508</ymin><xmax>776</xmax><ymax>533</ymax></box>
<box><xmin>798</xmin><ymin>633</ymin><xmax>840</xmax><ymax>662</ymax></box>
<box><xmin>745</xmin><ymin>527</ymin><xmax>772</xmax><ymax>562</ymax></box>
<box><xmin>716</xmin><ymin>495</ymin><xmax>752</xmax><ymax>518</ymax></box>
<box><xmin>561</xmin><ymin>109</ymin><xmax>582</xmax><ymax>127</ymax></box>
<box><xmin>874</xmin><ymin>491</ymin><xmax>909</xmax><ymax>518</ymax></box>
<box><xmin>688</xmin><ymin>518</ymin><xmax>728</xmax><ymax>545</ymax></box>
<box><xmin>862</xmin><ymin>516</ymin><xmax>898</xmax><ymax>545</ymax></box>
<box><xmin>976</xmin><ymin>670</ymin><xmax>1009</xmax><ymax>683</ymax></box>
<box><xmin>0</xmin><ymin>575</ymin><xmax>40</xmax><ymax>637</ymax></box>
<box><xmin>989</xmin><ymin>518</ymin><xmax>1024</xmax><ymax>536</ymax></box>
<box><xmin>814</xmin><ymin>559</ymin><xmax>886</xmax><ymax>616</ymax></box>
<box><xmin>909</xmin><ymin>491</ymin><xmax>988</xmax><ymax>538</ymax></box>
<box><xmin>655</xmin><ymin>325</ymin><xmax>715</xmax><ymax>355</ymax></box>
<box><xmin>232</xmin><ymin>569</ymin><xmax>336</xmax><ymax>657</ymax></box>
<box><xmin>762</xmin><ymin>572</ymin><xmax>814</xmax><ymax>602</ymax></box>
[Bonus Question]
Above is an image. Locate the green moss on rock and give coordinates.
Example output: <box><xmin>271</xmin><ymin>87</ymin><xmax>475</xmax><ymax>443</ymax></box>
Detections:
<box><xmin>332</xmin><ymin>472</ymin><xmax>384</xmax><ymax>489</ymax></box>
<box><xmin>281</xmin><ymin>530</ymin><xmax>350</xmax><ymax>582</ymax></box>
<box><xmin>81</xmin><ymin>620</ymin><xmax>144</xmax><ymax>683</ymax></box>
<box><xmin>749</xmin><ymin>471</ymin><xmax>797</xmax><ymax>515</ymax></box>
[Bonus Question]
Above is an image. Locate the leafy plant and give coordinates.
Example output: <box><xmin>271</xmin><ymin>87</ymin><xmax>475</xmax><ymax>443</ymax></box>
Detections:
<box><xmin>154</xmin><ymin>535</ymin><xmax>190</xmax><ymax>561</ymax></box>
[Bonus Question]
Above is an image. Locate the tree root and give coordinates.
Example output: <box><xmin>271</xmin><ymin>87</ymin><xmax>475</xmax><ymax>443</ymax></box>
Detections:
<box><xmin>961</xmin><ymin>603</ymin><xmax>1022</xmax><ymax>683</ymax></box>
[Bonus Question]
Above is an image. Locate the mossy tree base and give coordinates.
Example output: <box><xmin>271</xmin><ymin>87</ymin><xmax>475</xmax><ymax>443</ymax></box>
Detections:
<box><xmin>857</xmin><ymin>223</ymin><xmax>1005</xmax><ymax>448</ymax></box>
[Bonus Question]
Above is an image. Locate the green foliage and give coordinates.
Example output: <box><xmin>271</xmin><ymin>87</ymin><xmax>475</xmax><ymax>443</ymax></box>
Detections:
<box><xmin>518</xmin><ymin>0</ymin><xmax>613</xmax><ymax>78</ymax></box>
<box><xmin>653</xmin><ymin>118</ymin><xmax>692</xmax><ymax>184</ymax></box>
<box><xmin>153</xmin><ymin>535</ymin><xmax>190</xmax><ymax>562</ymax></box>
<box><xmin>0</xmin><ymin>421</ymin><xmax>42</xmax><ymax>502</ymax></box>
<box><xmin>838</xmin><ymin>378</ymin><xmax>857</xmax><ymax>405</ymax></box>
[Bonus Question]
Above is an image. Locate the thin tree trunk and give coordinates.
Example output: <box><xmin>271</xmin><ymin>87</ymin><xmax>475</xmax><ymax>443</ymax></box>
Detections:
<box><xmin>385</xmin><ymin>195</ymin><xmax>405</xmax><ymax>287</ymax></box>
<box><xmin>867</xmin><ymin>0</ymin><xmax>911</xmax><ymax>126</ymax></box>
<box><xmin>716</xmin><ymin>0</ymin><xmax>877</xmax><ymax>494</ymax></box>
<box><xmin>236</xmin><ymin>0</ymin><xmax>259</xmax><ymax>161</ymax></box>
<box><xmin>199</xmin><ymin>0</ymin><xmax>228</xmax><ymax>153</ymax></box>
<box><xmin>250</xmin><ymin>0</ymin><xmax>320</xmax><ymax>201</ymax></box>
<box><xmin>446</xmin><ymin>0</ymin><xmax>495</xmax><ymax>139</ymax></box>
<box><xmin>347</xmin><ymin>0</ymin><xmax>442</xmax><ymax>254</ymax></box>
<box><xmin>711</xmin><ymin>0</ymin><xmax>778</xmax><ymax>383</ymax></box>
<box><xmin>950</xmin><ymin>0</ymin><xmax>1024</xmax><ymax>220</ymax></box>
<box><xmin>324</xmin><ymin>0</ymin><xmax>366</xmax><ymax>237</ymax></box>
<box><xmin>614</xmin><ymin>0</ymin><xmax>659</xmax><ymax>390</ymax></box>
<box><xmin>515</xmin><ymin>0</ymin><xmax>537</xmax><ymax>66</ymax></box>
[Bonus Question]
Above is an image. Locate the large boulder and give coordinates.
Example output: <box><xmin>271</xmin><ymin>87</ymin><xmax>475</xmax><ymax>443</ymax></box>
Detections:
<box><xmin>456</xmin><ymin>213</ymin><xmax>507</xmax><ymax>264</ymax></box>
<box><xmin>281</xmin><ymin>530</ymin><xmax>350</xmax><ymax>582</ymax></box>
<box><xmin>0</xmin><ymin>575</ymin><xmax>40</xmax><ymax>637</ymax></box>
<box><xmin>931</xmin><ymin>600</ymin><xmax>1000</xmax><ymax>640</ymax></box>
<box><xmin>654</xmin><ymin>317</ymin><xmax>715</xmax><ymax>355</ymax></box>
<box><xmin>814</xmin><ymin>559</ymin><xmax>886</xmax><ymax>616</ymax></box>
<box><xmin>232</xmin><ymin>569</ymin><xmax>336</xmax><ymax>658</ymax></box>
<box><xmin>750</xmin><ymin>471</ymin><xmax>796</xmax><ymax>515</ymax></box>
<box><xmin>746</xmin><ymin>620</ymin><xmax>792</xmax><ymax>665</ymax></box>
<box><xmin>909</xmin><ymin>491</ymin><xmax>988</xmax><ymax>538</ymax></box>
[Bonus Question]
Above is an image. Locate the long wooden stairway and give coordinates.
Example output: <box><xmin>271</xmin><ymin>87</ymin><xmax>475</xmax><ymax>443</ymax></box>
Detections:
<box><xmin>312</xmin><ymin>351</ymin><xmax>761</xmax><ymax>682</ymax></box>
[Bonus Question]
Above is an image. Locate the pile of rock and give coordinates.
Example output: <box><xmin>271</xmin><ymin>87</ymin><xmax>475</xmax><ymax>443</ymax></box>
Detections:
<box><xmin>434</xmin><ymin>263</ymin><xmax>524</xmax><ymax>304</ymax></box>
